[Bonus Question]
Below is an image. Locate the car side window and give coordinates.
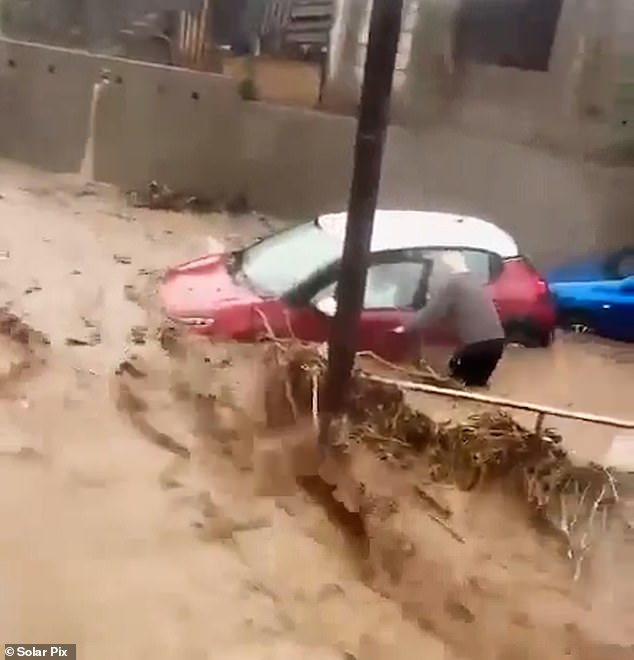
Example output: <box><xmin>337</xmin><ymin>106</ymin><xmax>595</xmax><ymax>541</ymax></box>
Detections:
<box><xmin>315</xmin><ymin>260</ymin><xmax>428</xmax><ymax>310</ymax></box>
<box><xmin>616</xmin><ymin>253</ymin><xmax>634</xmax><ymax>279</ymax></box>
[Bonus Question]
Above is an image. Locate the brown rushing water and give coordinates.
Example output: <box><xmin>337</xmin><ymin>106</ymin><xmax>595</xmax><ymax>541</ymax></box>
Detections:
<box><xmin>0</xmin><ymin>161</ymin><xmax>631</xmax><ymax>659</ymax></box>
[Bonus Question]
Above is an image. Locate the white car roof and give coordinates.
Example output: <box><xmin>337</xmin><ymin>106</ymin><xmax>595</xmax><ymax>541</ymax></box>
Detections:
<box><xmin>317</xmin><ymin>210</ymin><xmax>519</xmax><ymax>259</ymax></box>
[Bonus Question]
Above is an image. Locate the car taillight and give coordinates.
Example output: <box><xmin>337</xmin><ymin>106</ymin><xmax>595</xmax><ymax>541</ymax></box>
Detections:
<box><xmin>516</xmin><ymin>255</ymin><xmax>551</xmax><ymax>300</ymax></box>
<box><xmin>536</xmin><ymin>278</ymin><xmax>551</xmax><ymax>300</ymax></box>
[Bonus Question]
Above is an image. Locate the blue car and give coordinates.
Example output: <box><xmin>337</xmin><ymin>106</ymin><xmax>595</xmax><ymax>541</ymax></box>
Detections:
<box><xmin>546</xmin><ymin>247</ymin><xmax>634</xmax><ymax>283</ymax></box>
<box><xmin>546</xmin><ymin>247</ymin><xmax>634</xmax><ymax>342</ymax></box>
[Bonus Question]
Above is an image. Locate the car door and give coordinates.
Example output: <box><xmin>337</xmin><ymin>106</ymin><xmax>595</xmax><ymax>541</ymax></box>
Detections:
<box><xmin>357</xmin><ymin>258</ymin><xmax>432</xmax><ymax>362</ymax></box>
<box><xmin>281</xmin><ymin>299</ymin><xmax>331</xmax><ymax>343</ymax></box>
<box><xmin>301</xmin><ymin>253</ymin><xmax>432</xmax><ymax>362</ymax></box>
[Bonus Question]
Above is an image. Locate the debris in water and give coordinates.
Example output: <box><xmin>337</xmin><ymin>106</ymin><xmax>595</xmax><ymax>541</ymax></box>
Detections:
<box><xmin>413</xmin><ymin>484</ymin><xmax>452</xmax><ymax>519</ymax></box>
<box><xmin>106</xmin><ymin>210</ymin><xmax>136</xmax><ymax>222</ymax></box>
<box><xmin>65</xmin><ymin>337</ymin><xmax>91</xmax><ymax>346</ymax></box>
<box><xmin>129</xmin><ymin>325</ymin><xmax>147</xmax><ymax>345</ymax></box>
<box><xmin>427</xmin><ymin>513</ymin><xmax>466</xmax><ymax>544</ymax></box>
<box><xmin>24</xmin><ymin>284</ymin><xmax>42</xmax><ymax>295</ymax></box>
<box><xmin>445</xmin><ymin>599</ymin><xmax>475</xmax><ymax>624</ymax></box>
<box><xmin>202</xmin><ymin>355</ymin><xmax>233</xmax><ymax>369</ymax></box>
<box><xmin>158</xmin><ymin>321</ymin><xmax>181</xmax><ymax>355</ymax></box>
<box><xmin>123</xmin><ymin>284</ymin><xmax>138</xmax><ymax>303</ymax></box>
<box><xmin>114</xmin><ymin>372</ymin><xmax>190</xmax><ymax>458</ymax></box>
<box><xmin>126</xmin><ymin>180</ymin><xmax>215</xmax><ymax>213</ymax></box>
<box><xmin>113</xmin><ymin>254</ymin><xmax>132</xmax><ymax>265</ymax></box>
<box><xmin>0</xmin><ymin>444</ymin><xmax>42</xmax><ymax>461</ymax></box>
<box><xmin>65</xmin><ymin>329</ymin><xmax>100</xmax><ymax>347</ymax></box>
<box><xmin>114</xmin><ymin>359</ymin><xmax>147</xmax><ymax>379</ymax></box>
<box><xmin>71</xmin><ymin>318</ymin><xmax>102</xmax><ymax>345</ymax></box>
<box><xmin>0</xmin><ymin>307</ymin><xmax>50</xmax><ymax>347</ymax></box>
<box><xmin>75</xmin><ymin>183</ymin><xmax>99</xmax><ymax>197</ymax></box>
<box><xmin>82</xmin><ymin>316</ymin><xmax>97</xmax><ymax>328</ymax></box>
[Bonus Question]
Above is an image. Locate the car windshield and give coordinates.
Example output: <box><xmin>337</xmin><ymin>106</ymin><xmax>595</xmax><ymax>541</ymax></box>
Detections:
<box><xmin>240</xmin><ymin>221</ymin><xmax>342</xmax><ymax>296</ymax></box>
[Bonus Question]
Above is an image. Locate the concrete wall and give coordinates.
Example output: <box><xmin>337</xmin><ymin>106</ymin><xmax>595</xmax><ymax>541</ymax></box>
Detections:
<box><xmin>0</xmin><ymin>38</ymin><xmax>632</xmax><ymax>268</ymax></box>
<box><xmin>324</xmin><ymin>0</ymin><xmax>630</xmax><ymax>151</ymax></box>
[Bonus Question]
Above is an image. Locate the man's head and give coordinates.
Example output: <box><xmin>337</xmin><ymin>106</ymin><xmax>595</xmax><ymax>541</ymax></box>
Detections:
<box><xmin>440</xmin><ymin>250</ymin><xmax>469</xmax><ymax>274</ymax></box>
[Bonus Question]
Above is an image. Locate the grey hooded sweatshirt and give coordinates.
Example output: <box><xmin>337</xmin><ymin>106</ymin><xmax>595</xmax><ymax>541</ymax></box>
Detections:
<box><xmin>406</xmin><ymin>271</ymin><xmax>504</xmax><ymax>346</ymax></box>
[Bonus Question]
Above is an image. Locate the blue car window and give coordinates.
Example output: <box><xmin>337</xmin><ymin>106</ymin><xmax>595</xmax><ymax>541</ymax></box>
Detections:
<box><xmin>616</xmin><ymin>254</ymin><xmax>634</xmax><ymax>279</ymax></box>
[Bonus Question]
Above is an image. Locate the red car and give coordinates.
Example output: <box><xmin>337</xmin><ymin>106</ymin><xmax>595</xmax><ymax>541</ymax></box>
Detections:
<box><xmin>160</xmin><ymin>211</ymin><xmax>556</xmax><ymax>362</ymax></box>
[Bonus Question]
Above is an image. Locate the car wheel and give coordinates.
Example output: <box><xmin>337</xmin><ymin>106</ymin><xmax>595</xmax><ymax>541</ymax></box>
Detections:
<box><xmin>535</xmin><ymin>328</ymin><xmax>554</xmax><ymax>348</ymax></box>
<box><xmin>504</xmin><ymin>322</ymin><xmax>553</xmax><ymax>348</ymax></box>
<box><xmin>559</xmin><ymin>310</ymin><xmax>595</xmax><ymax>335</ymax></box>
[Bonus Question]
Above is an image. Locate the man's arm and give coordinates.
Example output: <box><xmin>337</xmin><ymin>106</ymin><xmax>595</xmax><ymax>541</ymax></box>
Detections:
<box><xmin>404</xmin><ymin>278</ymin><xmax>454</xmax><ymax>333</ymax></box>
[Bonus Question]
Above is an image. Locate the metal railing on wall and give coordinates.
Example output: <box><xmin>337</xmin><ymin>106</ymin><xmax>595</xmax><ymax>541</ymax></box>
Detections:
<box><xmin>177</xmin><ymin>0</ymin><xmax>210</xmax><ymax>69</ymax></box>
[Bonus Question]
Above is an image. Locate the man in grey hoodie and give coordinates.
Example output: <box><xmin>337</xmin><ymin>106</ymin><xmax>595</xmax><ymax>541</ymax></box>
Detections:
<box><xmin>394</xmin><ymin>250</ymin><xmax>505</xmax><ymax>387</ymax></box>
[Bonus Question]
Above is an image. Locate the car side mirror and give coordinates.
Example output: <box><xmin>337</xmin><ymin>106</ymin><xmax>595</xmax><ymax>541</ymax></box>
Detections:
<box><xmin>315</xmin><ymin>296</ymin><xmax>337</xmax><ymax>317</ymax></box>
<box><xmin>620</xmin><ymin>275</ymin><xmax>634</xmax><ymax>292</ymax></box>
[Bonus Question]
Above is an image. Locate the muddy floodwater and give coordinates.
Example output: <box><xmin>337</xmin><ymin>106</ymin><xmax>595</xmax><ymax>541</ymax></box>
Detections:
<box><xmin>0</xmin><ymin>161</ymin><xmax>631</xmax><ymax>659</ymax></box>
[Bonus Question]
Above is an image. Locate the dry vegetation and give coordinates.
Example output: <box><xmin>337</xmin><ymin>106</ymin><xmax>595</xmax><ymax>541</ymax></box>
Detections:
<box><xmin>260</xmin><ymin>339</ymin><xmax>627</xmax><ymax>581</ymax></box>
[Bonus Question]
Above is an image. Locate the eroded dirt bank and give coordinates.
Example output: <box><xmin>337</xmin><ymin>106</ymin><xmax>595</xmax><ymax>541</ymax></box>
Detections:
<box><xmin>0</xmin><ymin>161</ymin><xmax>632</xmax><ymax>659</ymax></box>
